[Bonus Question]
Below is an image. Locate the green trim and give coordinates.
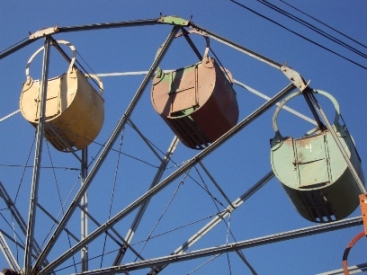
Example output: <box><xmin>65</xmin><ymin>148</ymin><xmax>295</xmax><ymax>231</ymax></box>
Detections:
<box><xmin>158</xmin><ymin>16</ymin><xmax>189</xmax><ymax>26</ymax></box>
<box><xmin>171</xmin><ymin>107</ymin><xmax>195</xmax><ymax>118</ymax></box>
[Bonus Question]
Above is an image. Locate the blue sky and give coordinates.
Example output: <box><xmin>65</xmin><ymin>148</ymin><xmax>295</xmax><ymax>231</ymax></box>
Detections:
<box><xmin>0</xmin><ymin>1</ymin><xmax>367</xmax><ymax>274</ymax></box>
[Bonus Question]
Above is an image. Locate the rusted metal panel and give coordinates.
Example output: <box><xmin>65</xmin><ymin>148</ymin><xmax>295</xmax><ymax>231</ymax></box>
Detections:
<box><xmin>151</xmin><ymin>57</ymin><xmax>238</xmax><ymax>149</ymax></box>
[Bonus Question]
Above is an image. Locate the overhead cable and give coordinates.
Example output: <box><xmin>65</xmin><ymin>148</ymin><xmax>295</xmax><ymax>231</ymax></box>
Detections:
<box><xmin>230</xmin><ymin>0</ymin><xmax>367</xmax><ymax>71</ymax></box>
<box><xmin>280</xmin><ymin>0</ymin><xmax>367</xmax><ymax>51</ymax></box>
<box><xmin>257</xmin><ymin>0</ymin><xmax>367</xmax><ymax>59</ymax></box>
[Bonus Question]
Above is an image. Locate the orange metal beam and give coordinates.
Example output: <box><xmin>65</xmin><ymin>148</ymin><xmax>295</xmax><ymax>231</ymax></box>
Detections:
<box><xmin>359</xmin><ymin>194</ymin><xmax>367</xmax><ymax>235</ymax></box>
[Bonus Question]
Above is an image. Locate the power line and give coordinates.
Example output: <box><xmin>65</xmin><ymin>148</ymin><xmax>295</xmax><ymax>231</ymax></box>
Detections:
<box><xmin>280</xmin><ymin>0</ymin><xmax>367</xmax><ymax>51</ymax></box>
<box><xmin>230</xmin><ymin>0</ymin><xmax>367</xmax><ymax>71</ymax></box>
<box><xmin>257</xmin><ymin>0</ymin><xmax>367</xmax><ymax>59</ymax></box>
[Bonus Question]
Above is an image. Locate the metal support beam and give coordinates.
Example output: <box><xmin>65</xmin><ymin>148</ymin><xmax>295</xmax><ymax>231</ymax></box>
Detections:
<box><xmin>36</xmin><ymin>203</ymin><xmax>79</xmax><ymax>242</ymax></box>
<box><xmin>76</xmin><ymin>204</ymin><xmax>145</xmax><ymax>262</ymax></box>
<box><xmin>302</xmin><ymin>89</ymin><xmax>325</xmax><ymax>130</ymax></box>
<box><xmin>113</xmin><ymin>136</ymin><xmax>179</xmax><ymax>265</ymax></box>
<box><xmin>148</xmin><ymin>171</ymin><xmax>274</xmax><ymax>274</ymax></box>
<box><xmin>198</xmin><ymin>161</ymin><xmax>235</xmax><ymax>209</ymax></box>
<box><xmin>81</xmin><ymin>148</ymin><xmax>89</xmax><ymax>272</ymax></box>
<box><xmin>233</xmin><ymin>79</ymin><xmax>316</xmax><ymax>125</ymax></box>
<box><xmin>188</xmin><ymin>22</ymin><xmax>282</xmax><ymax>69</ymax></box>
<box><xmin>0</xmin><ymin>38</ymin><xmax>37</xmax><ymax>60</ymax></box>
<box><xmin>317</xmin><ymin>262</ymin><xmax>367</xmax><ymax>275</ymax></box>
<box><xmin>72</xmin><ymin>216</ymin><xmax>362</xmax><ymax>275</ymax></box>
<box><xmin>55</xmin><ymin>17</ymin><xmax>180</xmax><ymax>34</ymax></box>
<box><xmin>0</xmin><ymin>230</ymin><xmax>52</xmax><ymax>274</ymax></box>
<box><xmin>0</xmin><ymin>182</ymin><xmax>28</xmax><ymax>239</ymax></box>
<box><xmin>0</xmin><ymin>230</ymin><xmax>25</xmax><ymax>252</ymax></box>
<box><xmin>33</xmin><ymin>26</ymin><xmax>180</xmax><ymax>274</ymax></box>
<box><xmin>0</xmin><ymin>232</ymin><xmax>21</xmax><ymax>273</ymax></box>
<box><xmin>24</xmin><ymin>37</ymin><xmax>51</xmax><ymax>275</ymax></box>
<box><xmin>0</xmin><ymin>16</ymin><xmax>188</xmax><ymax>61</ymax></box>
<box><xmin>0</xmin><ymin>183</ymin><xmax>55</xmax><ymax>272</ymax></box>
<box><xmin>0</xmin><ymin>185</ymin><xmax>79</xmax><ymax>243</ymax></box>
<box><xmin>127</xmin><ymin>119</ymin><xmax>163</xmax><ymax>161</ymax></box>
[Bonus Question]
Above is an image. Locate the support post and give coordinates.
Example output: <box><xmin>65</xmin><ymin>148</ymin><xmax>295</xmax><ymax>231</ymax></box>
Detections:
<box><xmin>0</xmin><ymin>232</ymin><xmax>21</xmax><ymax>273</ymax></box>
<box><xmin>24</xmin><ymin>36</ymin><xmax>51</xmax><ymax>275</ymax></box>
<box><xmin>81</xmin><ymin>148</ymin><xmax>88</xmax><ymax>271</ymax></box>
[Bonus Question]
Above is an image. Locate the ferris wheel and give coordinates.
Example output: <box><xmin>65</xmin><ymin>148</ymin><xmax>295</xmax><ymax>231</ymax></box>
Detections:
<box><xmin>0</xmin><ymin>16</ymin><xmax>365</xmax><ymax>275</ymax></box>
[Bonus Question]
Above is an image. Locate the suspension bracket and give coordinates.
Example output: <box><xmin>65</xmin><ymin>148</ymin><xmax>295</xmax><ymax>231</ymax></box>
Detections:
<box><xmin>157</xmin><ymin>15</ymin><xmax>190</xmax><ymax>26</ymax></box>
<box><xmin>29</xmin><ymin>26</ymin><xmax>59</xmax><ymax>40</ymax></box>
<box><xmin>281</xmin><ymin>65</ymin><xmax>309</xmax><ymax>92</ymax></box>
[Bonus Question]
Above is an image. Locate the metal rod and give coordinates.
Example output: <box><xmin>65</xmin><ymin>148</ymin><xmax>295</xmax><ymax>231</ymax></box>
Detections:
<box><xmin>0</xmin><ymin>232</ymin><xmax>21</xmax><ymax>273</ymax></box>
<box><xmin>181</xmin><ymin>28</ymin><xmax>203</xmax><ymax>60</ymax></box>
<box><xmin>0</xmin><ymin>229</ymin><xmax>56</xmax><ymax>275</ymax></box>
<box><xmin>0</xmin><ymin>182</ymin><xmax>28</xmax><ymax>237</ymax></box>
<box><xmin>198</xmin><ymin>161</ymin><xmax>235</xmax><ymax>209</ymax></box>
<box><xmin>302</xmin><ymin>89</ymin><xmax>325</xmax><ymax>130</ymax></box>
<box><xmin>24</xmin><ymin>37</ymin><xmax>51</xmax><ymax>275</ymax></box>
<box><xmin>148</xmin><ymin>171</ymin><xmax>274</xmax><ymax>274</ymax></box>
<box><xmin>57</xmin><ymin>18</ymin><xmax>161</xmax><ymax>33</ymax></box>
<box><xmin>235</xmin><ymin>250</ymin><xmax>258</xmax><ymax>275</ymax></box>
<box><xmin>81</xmin><ymin>148</ymin><xmax>89</xmax><ymax>272</ymax></box>
<box><xmin>38</xmin><ymin>83</ymin><xmax>295</xmax><ymax>275</ymax></box>
<box><xmin>0</xmin><ymin>38</ymin><xmax>37</xmax><ymax>60</ymax></box>
<box><xmin>37</xmin><ymin>203</ymin><xmax>79</xmax><ymax>242</ymax></box>
<box><xmin>49</xmin><ymin>37</ymin><xmax>77</xmax><ymax>69</ymax></box>
<box><xmin>33</xmin><ymin>26</ymin><xmax>180</xmax><ymax>274</ymax></box>
<box><xmin>0</xmin><ymin>109</ymin><xmax>20</xmax><ymax>123</ymax></box>
<box><xmin>113</xmin><ymin>136</ymin><xmax>179</xmax><ymax>265</ymax></box>
<box><xmin>0</xmin><ymin>182</ymin><xmax>55</xmax><ymax>271</ymax></box>
<box><xmin>127</xmin><ymin>119</ymin><xmax>163</xmax><ymax>161</ymax></box>
<box><xmin>233</xmin><ymin>79</ymin><xmax>316</xmax><ymax>125</ymax></box>
<box><xmin>0</xmin><ymin>230</ymin><xmax>25</xmax><ymax>251</ymax></box>
<box><xmin>72</xmin><ymin>216</ymin><xmax>362</xmax><ymax>274</ymax></box>
<box><xmin>94</xmin><ymin>70</ymin><xmax>316</xmax><ymax>128</ymax></box>
<box><xmin>0</xmin><ymin>16</ymin><xmax>183</xmax><ymax>61</ymax></box>
<box><xmin>76</xmin><ymin>204</ymin><xmax>145</xmax><ymax>262</ymax></box>
<box><xmin>188</xmin><ymin>23</ymin><xmax>282</xmax><ymax>69</ymax></box>
<box><xmin>96</xmin><ymin>73</ymin><xmax>315</xmax><ymax>125</ymax></box>
<box><xmin>316</xmin><ymin>262</ymin><xmax>367</xmax><ymax>275</ymax></box>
